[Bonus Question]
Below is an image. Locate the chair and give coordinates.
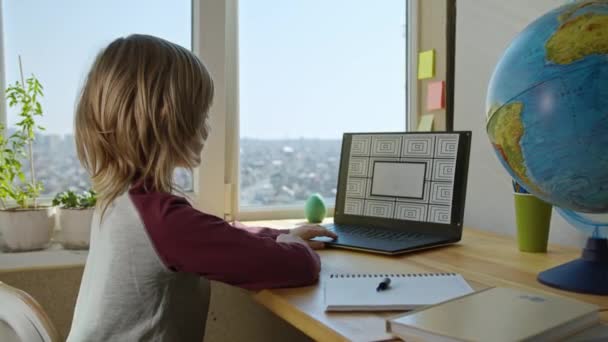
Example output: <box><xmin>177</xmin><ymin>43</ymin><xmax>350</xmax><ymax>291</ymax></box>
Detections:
<box><xmin>0</xmin><ymin>281</ymin><xmax>60</xmax><ymax>342</ymax></box>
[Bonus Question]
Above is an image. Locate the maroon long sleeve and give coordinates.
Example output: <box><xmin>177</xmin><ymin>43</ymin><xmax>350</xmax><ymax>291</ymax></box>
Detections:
<box><xmin>129</xmin><ymin>188</ymin><xmax>320</xmax><ymax>290</ymax></box>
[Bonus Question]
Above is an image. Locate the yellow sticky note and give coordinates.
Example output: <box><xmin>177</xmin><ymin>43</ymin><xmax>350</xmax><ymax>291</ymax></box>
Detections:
<box><xmin>418</xmin><ymin>49</ymin><xmax>435</xmax><ymax>80</ymax></box>
<box><xmin>417</xmin><ymin>114</ymin><xmax>434</xmax><ymax>132</ymax></box>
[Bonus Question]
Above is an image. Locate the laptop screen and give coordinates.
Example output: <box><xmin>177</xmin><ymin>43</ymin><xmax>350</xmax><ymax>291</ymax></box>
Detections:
<box><xmin>370</xmin><ymin>161</ymin><xmax>426</xmax><ymax>199</ymax></box>
<box><xmin>339</xmin><ymin>133</ymin><xmax>462</xmax><ymax>225</ymax></box>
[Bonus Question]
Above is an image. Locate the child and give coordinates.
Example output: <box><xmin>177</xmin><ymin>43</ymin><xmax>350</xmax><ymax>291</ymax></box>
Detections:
<box><xmin>67</xmin><ymin>34</ymin><xmax>336</xmax><ymax>342</ymax></box>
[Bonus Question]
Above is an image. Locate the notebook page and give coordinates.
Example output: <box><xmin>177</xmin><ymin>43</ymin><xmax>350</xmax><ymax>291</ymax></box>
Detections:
<box><xmin>325</xmin><ymin>273</ymin><xmax>473</xmax><ymax>311</ymax></box>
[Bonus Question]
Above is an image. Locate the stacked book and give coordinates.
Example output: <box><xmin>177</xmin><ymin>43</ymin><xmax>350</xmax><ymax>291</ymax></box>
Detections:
<box><xmin>386</xmin><ymin>287</ymin><xmax>601</xmax><ymax>342</ymax></box>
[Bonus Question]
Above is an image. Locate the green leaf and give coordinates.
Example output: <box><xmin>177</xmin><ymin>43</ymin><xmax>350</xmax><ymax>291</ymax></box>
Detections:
<box><xmin>1</xmin><ymin>73</ymin><xmax>46</xmax><ymax>207</ymax></box>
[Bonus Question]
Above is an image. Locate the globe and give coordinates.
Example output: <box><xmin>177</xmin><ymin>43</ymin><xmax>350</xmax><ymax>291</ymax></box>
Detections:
<box><xmin>486</xmin><ymin>0</ymin><xmax>608</xmax><ymax>294</ymax></box>
<box><xmin>556</xmin><ymin>209</ymin><xmax>608</xmax><ymax>238</ymax></box>
<box><xmin>486</xmin><ymin>0</ymin><xmax>608</xmax><ymax>233</ymax></box>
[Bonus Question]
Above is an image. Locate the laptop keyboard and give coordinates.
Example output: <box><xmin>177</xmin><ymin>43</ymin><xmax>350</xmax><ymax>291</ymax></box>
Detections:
<box><xmin>324</xmin><ymin>224</ymin><xmax>426</xmax><ymax>242</ymax></box>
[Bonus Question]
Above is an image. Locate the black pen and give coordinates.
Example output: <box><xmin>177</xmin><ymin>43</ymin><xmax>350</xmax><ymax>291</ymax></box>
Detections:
<box><xmin>376</xmin><ymin>277</ymin><xmax>391</xmax><ymax>292</ymax></box>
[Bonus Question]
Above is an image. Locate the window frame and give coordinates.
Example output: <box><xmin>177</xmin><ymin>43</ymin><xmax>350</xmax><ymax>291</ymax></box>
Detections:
<box><xmin>0</xmin><ymin>0</ymin><xmax>419</xmax><ymax>221</ymax></box>
<box><xmin>0</xmin><ymin>2</ymin><xmax>5</xmax><ymax>128</ymax></box>
<box><xmin>192</xmin><ymin>0</ymin><xmax>231</xmax><ymax>217</ymax></box>
<box><xmin>228</xmin><ymin>0</ymin><xmax>419</xmax><ymax>221</ymax></box>
<box><xmin>0</xmin><ymin>0</ymin><xmax>202</xmax><ymax>209</ymax></box>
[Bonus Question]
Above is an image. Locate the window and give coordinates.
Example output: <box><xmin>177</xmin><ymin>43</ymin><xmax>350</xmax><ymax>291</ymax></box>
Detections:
<box><xmin>1</xmin><ymin>0</ymin><xmax>192</xmax><ymax>196</ymax></box>
<box><xmin>238</xmin><ymin>0</ymin><xmax>409</xmax><ymax>211</ymax></box>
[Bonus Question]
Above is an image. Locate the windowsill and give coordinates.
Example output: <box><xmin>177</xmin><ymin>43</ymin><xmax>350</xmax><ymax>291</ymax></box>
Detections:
<box><xmin>244</xmin><ymin>218</ymin><xmax>333</xmax><ymax>229</ymax></box>
<box><xmin>237</xmin><ymin>206</ymin><xmax>335</xmax><ymax>221</ymax></box>
<box><xmin>0</xmin><ymin>239</ymin><xmax>87</xmax><ymax>272</ymax></box>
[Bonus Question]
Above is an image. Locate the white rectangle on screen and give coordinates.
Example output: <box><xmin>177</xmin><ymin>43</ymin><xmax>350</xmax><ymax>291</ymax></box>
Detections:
<box><xmin>371</xmin><ymin>162</ymin><xmax>425</xmax><ymax>199</ymax></box>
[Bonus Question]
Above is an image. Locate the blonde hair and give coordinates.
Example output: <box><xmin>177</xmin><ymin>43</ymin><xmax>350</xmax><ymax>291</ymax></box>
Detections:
<box><xmin>75</xmin><ymin>34</ymin><xmax>214</xmax><ymax>214</ymax></box>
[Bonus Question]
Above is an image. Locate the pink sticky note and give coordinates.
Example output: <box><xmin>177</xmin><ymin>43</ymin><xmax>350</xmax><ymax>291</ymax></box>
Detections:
<box><xmin>427</xmin><ymin>81</ymin><xmax>445</xmax><ymax>111</ymax></box>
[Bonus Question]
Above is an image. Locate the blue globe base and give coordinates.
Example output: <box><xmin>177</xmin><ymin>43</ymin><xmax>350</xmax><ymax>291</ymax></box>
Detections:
<box><xmin>537</xmin><ymin>238</ymin><xmax>608</xmax><ymax>295</ymax></box>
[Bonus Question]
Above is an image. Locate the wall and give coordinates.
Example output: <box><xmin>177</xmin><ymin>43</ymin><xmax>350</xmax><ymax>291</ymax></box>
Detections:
<box><xmin>453</xmin><ymin>0</ymin><xmax>587</xmax><ymax>247</ymax></box>
<box><xmin>0</xmin><ymin>267</ymin><xmax>83</xmax><ymax>340</ymax></box>
<box><xmin>205</xmin><ymin>282</ymin><xmax>311</xmax><ymax>342</ymax></box>
<box><xmin>417</xmin><ymin>0</ymin><xmax>448</xmax><ymax>130</ymax></box>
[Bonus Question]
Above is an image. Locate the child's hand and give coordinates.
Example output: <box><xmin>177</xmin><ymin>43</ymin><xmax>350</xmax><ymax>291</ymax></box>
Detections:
<box><xmin>288</xmin><ymin>225</ymin><xmax>337</xmax><ymax>249</ymax></box>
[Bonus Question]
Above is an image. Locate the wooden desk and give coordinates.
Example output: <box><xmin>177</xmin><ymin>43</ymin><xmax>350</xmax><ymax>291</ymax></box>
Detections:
<box><xmin>250</xmin><ymin>220</ymin><xmax>608</xmax><ymax>342</ymax></box>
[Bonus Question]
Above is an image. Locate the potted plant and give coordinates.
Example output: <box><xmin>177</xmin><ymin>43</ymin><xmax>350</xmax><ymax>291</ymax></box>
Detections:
<box><xmin>53</xmin><ymin>190</ymin><xmax>96</xmax><ymax>249</ymax></box>
<box><xmin>0</xmin><ymin>62</ymin><xmax>53</xmax><ymax>252</ymax></box>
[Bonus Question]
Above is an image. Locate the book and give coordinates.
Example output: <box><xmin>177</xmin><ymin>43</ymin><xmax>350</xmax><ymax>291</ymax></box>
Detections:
<box><xmin>386</xmin><ymin>287</ymin><xmax>600</xmax><ymax>342</ymax></box>
<box><xmin>324</xmin><ymin>272</ymin><xmax>474</xmax><ymax>312</ymax></box>
<box><xmin>568</xmin><ymin>323</ymin><xmax>608</xmax><ymax>341</ymax></box>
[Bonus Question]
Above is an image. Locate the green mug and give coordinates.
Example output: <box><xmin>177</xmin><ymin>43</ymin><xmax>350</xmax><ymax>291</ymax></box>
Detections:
<box><xmin>513</xmin><ymin>193</ymin><xmax>552</xmax><ymax>253</ymax></box>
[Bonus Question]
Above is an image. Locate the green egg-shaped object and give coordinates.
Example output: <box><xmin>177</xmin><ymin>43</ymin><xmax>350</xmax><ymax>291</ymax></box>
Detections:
<box><xmin>305</xmin><ymin>193</ymin><xmax>327</xmax><ymax>223</ymax></box>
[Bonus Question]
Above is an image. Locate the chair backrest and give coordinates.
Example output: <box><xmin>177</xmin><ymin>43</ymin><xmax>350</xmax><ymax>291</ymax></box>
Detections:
<box><xmin>0</xmin><ymin>282</ymin><xmax>60</xmax><ymax>342</ymax></box>
<box><xmin>0</xmin><ymin>320</ymin><xmax>20</xmax><ymax>342</ymax></box>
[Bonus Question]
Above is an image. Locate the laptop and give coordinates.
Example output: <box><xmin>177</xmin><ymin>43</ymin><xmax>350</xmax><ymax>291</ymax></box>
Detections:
<box><xmin>315</xmin><ymin>131</ymin><xmax>471</xmax><ymax>255</ymax></box>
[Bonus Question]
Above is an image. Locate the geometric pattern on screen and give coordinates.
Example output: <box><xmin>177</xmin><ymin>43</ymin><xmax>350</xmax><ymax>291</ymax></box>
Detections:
<box><xmin>344</xmin><ymin>133</ymin><xmax>459</xmax><ymax>224</ymax></box>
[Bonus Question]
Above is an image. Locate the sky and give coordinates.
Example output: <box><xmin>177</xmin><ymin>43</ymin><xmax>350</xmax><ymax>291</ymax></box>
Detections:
<box><xmin>4</xmin><ymin>0</ymin><xmax>406</xmax><ymax>140</ymax></box>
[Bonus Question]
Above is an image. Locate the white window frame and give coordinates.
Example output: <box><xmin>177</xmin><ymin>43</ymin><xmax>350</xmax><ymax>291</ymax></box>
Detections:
<box><xmin>0</xmin><ymin>2</ymin><xmax>5</xmax><ymax>128</ymax></box>
<box><xmin>407</xmin><ymin>0</ymin><xmax>420</xmax><ymax>134</ymax></box>
<box><xmin>192</xmin><ymin>0</ymin><xmax>230</xmax><ymax>217</ymax></box>
<box><xmin>0</xmin><ymin>0</ymin><xmax>204</xmax><ymax>209</ymax></box>
<box><xmin>0</xmin><ymin>0</ymin><xmax>419</xmax><ymax>221</ymax></box>
<box><xmin>224</xmin><ymin>0</ymin><xmax>420</xmax><ymax>221</ymax></box>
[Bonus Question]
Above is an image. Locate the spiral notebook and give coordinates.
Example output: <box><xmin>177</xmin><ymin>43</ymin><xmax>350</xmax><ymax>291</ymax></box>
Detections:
<box><xmin>324</xmin><ymin>273</ymin><xmax>473</xmax><ymax>311</ymax></box>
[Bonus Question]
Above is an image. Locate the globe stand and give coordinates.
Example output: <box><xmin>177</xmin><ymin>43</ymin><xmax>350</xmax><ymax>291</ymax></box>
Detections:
<box><xmin>538</xmin><ymin>237</ymin><xmax>608</xmax><ymax>295</ymax></box>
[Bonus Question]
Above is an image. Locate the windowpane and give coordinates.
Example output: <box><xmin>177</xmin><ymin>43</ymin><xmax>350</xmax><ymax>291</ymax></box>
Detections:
<box><xmin>239</xmin><ymin>1</ymin><xmax>407</xmax><ymax>208</ymax></box>
<box><xmin>2</xmin><ymin>0</ymin><xmax>192</xmax><ymax>195</ymax></box>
